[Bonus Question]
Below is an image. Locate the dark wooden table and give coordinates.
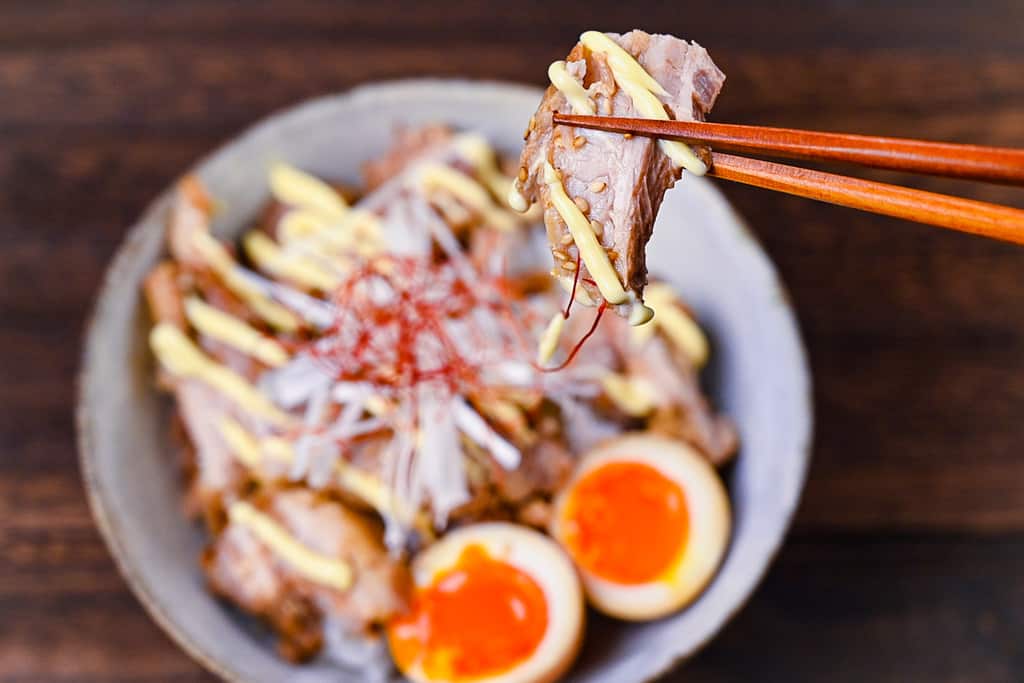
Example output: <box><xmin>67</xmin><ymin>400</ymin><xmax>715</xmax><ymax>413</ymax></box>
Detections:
<box><xmin>3</xmin><ymin>2</ymin><xmax>1023</xmax><ymax>681</ymax></box>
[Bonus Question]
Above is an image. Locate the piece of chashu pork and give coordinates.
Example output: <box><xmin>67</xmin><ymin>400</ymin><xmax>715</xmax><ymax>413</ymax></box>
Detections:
<box><xmin>204</xmin><ymin>488</ymin><xmax>410</xmax><ymax>662</ymax></box>
<box><xmin>511</xmin><ymin>30</ymin><xmax>725</xmax><ymax>323</ymax></box>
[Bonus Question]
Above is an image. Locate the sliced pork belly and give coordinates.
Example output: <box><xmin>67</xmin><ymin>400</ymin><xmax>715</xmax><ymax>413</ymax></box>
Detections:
<box><xmin>512</xmin><ymin>30</ymin><xmax>725</xmax><ymax>322</ymax></box>
<box><xmin>619</xmin><ymin>329</ymin><xmax>738</xmax><ymax>465</ymax></box>
<box><xmin>143</xmin><ymin>261</ymin><xmax>187</xmax><ymax>331</ymax></box>
<box><xmin>204</xmin><ymin>489</ymin><xmax>410</xmax><ymax>660</ymax></box>
<box><xmin>166</xmin><ymin>176</ymin><xmax>217</xmax><ymax>271</ymax></box>
<box><xmin>362</xmin><ymin>124</ymin><xmax>454</xmax><ymax>191</ymax></box>
<box><xmin>543</xmin><ymin>287</ymin><xmax>738</xmax><ymax>466</ymax></box>
<box><xmin>176</xmin><ymin>381</ymin><xmax>247</xmax><ymax>511</ymax></box>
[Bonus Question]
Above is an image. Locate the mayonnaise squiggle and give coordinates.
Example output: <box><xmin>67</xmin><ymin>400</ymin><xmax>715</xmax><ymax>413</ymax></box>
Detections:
<box><xmin>542</xmin><ymin>162</ymin><xmax>627</xmax><ymax>305</ymax></box>
<box><xmin>537</xmin><ymin>312</ymin><xmax>567</xmax><ymax>365</ymax></box>
<box><xmin>547</xmin><ymin>60</ymin><xmax>596</xmax><ymax>116</ymax></box>
<box><xmin>541</xmin><ymin>162</ymin><xmax>654</xmax><ymax>325</ymax></box>
<box><xmin>228</xmin><ymin>500</ymin><xmax>354</xmax><ymax>591</ymax></box>
<box><xmin>578</xmin><ymin>31</ymin><xmax>707</xmax><ymax>175</ymax></box>
<box><xmin>184</xmin><ymin>297</ymin><xmax>289</xmax><ymax>368</ymax></box>
<box><xmin>149</xmin><ymin>323</ymin><xmax>293</xmax><ymax>426</ymax></box>
<box><xmin>269</xmin><ymin>162</ymin><xmax>349</xmax><ymax>219</ymax></box>
<box><xmin>245</xmin><ymin>230</ymin><xmax>342</xmax><ymax>292</ymax></box>
<box><xmin>631</xmin><ymin>283</ymin><xmax>709</xmax><ymax>366</ymax></box>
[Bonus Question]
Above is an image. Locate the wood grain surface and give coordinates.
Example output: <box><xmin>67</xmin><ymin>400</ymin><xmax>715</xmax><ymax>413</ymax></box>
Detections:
<box><xmin>2</xmin><ymin>1</ymin><xmax>1023</xmax><ymax>681</ymax></box>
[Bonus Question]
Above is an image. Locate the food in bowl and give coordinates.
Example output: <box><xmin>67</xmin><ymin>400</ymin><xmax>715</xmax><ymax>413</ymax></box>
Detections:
<box><xmin>141</xmin><ymin>29</ymin><xmax>737</xmax><ymax>680</ymax></box>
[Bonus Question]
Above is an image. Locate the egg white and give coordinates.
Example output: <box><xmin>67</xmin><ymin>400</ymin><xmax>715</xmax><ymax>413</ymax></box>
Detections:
<box><xmin>551</xmin><ymin>434</ymin><xmax>731</xmax><ymax>621</ymax></box>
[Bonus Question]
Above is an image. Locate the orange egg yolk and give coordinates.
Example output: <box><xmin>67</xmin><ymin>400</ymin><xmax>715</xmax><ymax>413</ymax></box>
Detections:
<box><xmin>562</xmin><ymin>461</ymin><xmax>689</xmax><ymax>584</ymax></box>
<box><xmin>388</xmin><ymin>544</ymin><xmax>549</xmax><ymax>681</ymax></box>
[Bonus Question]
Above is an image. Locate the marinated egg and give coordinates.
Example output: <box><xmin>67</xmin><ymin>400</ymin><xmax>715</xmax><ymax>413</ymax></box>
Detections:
<box><xmin>551</xmin><ymin>434</ymin><xmax>731</xmax><ymax>620</ymax></box>
<box><xmin>388</xmin><ymin>522</ymin><xmax>584</xmax><ymax>683</ymax></box>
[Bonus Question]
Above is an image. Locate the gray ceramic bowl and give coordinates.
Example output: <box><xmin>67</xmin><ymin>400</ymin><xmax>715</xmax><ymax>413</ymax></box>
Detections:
<box><xmin>78</xmin><ymin>80</ymin><xmax>812</xmax><ymax>683</ymax></box>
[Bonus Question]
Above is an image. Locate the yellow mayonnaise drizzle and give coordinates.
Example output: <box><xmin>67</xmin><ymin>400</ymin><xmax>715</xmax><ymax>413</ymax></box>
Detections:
<box><xmin>269</xmin><ymin>163</ymin><xmax>383</xmax><ymax>264</ymax></box>
<box><xmin>277</xmin><ymin>206</ymin><xmax>380</xmax><ymax>262</ymax></box>
<box><xmin>149</xmin><ymin>323</ymin><xmax>292</xmax><ymax>426</ymax></box>
<box><xmin>184</xmin><ymin>297</ymin><xmax>289</xmax><ymax>368</ymax></box>
<box><xmin>557</xmin><ymin>273</ymin><xmax>597</xmax><ymax>306</ymax></box>
<box><xmin>228</xmin><ymin>501</ymin><xmax>354</xmax><ymax>591</ymax></box>
<box><xmin>364</xmin><ymin>395</ymin><xmax>392</xmax><ymax>417</ymax></box>
<box><xmin>191</xmin><ymin>231</ymin><xmax>300</xmax><ymax>332</ymax></box>
<box><xmin>548</xmin><ymin>60</ymin><xmax>596</xmax><ymax>115</ymax></box>
<box><xmin>508</xmin><ymin>185</ymin><xmax>530</xmax><ymax>214</ymax></box>
<box><xmin>334</xmin><ymin>209</ymin><xmax>384</xmax><ymax>255</ymax></box>
<box><xmin>600</xmin><ymin>372</ymin><xmax>658</xmax><ymax>416</ymax></box>
<box><xmin>579</xmin><ymin>31</ymin><xmax>668</xmax><ymax>96</ymax></box>
<box><xmin>277</xmin><ymin>209</ymin><xmax>328</xmax><ymax>245</ymax></box>
<box><xmin>217</xmin><ymin>417</ymin><xmax>298</xmax><ymax>471</ymax></box>
<box><xmin>536</xmin><ymin>312</ymin><xmax>567</xmax><ymax>365</ymax></box>
<box><xmin>218</xmin><ymin>417</ymin><xmax>432</xmax><ymax>536</ymax></box>
<box><xmin>543</xmin><ymin>162</ymin><xmax>627</xmax><ymax>305</ymax></box>
<box><xmin>632</xmin><ymin>283</ymin><xmax>709</xmax><ymax>366</ymax></box>
<box><xmin>578</xmin><ymin>31</ymin><xmax>707</xmax><ymax>175</ymax></box>
<box><xmin>269</xmin><ymin>162</ymin><xmax>349</xmax><ymax>219</ymax></box>
<box><xmin>418</xmin><ymin>163</ymin><xmax>518</xmax><ymax>232</ymax></box>
<box><xmin>244</xmin><ymin>231</ymin><xmax>341</xmax><ymax>291</ymax></box>
<box><xmin>626</xmin><ymin>296</ymin><xmax>655</xmax><ymax>325</ymax></box>
<box><xmin>453</xmin><ymin>134</ymin><xmax>525</xmax><ymax>213</ymax></box>
<box><xmin>217</xmin><ymin>417</ymin><xmax>266</xmax><ymax>468</ymax></box>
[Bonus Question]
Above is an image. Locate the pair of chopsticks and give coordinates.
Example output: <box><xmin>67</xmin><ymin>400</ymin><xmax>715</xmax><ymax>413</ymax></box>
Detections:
<box><xmin>553</xmin><ymin>113</ymin><xmax>1024</xmax><ymax>244</ymax></box>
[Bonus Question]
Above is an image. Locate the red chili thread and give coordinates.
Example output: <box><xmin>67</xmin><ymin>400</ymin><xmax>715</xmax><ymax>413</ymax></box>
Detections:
<box><xmin>563</xmin><ymin>252</ymin><xmax>582</xmax><ymax>319</ymax></box>
<box><xmin>538</xmin><ymin>301</ymin><xmax>607</xmax><ymax>373</ymax></box>
<box><xmin>304</xmin><ymin>255</ymin><xmax>536</xmax><ymax>398</ymax></box>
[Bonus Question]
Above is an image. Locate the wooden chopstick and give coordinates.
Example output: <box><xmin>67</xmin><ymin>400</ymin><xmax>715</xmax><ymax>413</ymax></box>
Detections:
<box><xmin>552</xmin><ymin>112</ymin><xmax>1024</xmax><ymax>243</ymax></box>
<box><xmin>710</xmin><ymin>153</ymin><xmax>1024</xmax><ymax>244</ymax></box>
<box><xmin>553</xmin><ymin>113</ymin><xmax>1024</xmax><ymax>185</ymax></box>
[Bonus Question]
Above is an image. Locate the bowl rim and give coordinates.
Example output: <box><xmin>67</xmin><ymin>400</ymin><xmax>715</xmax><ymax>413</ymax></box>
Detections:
<box><xmin>76</xmin><ymin>77</ymin><xmax>814</xmax><ymax>683</ymax></box>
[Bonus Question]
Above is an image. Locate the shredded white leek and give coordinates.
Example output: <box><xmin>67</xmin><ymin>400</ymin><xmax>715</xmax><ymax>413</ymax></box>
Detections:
<box><xmin>452</xmin><ymin>398</ymin><xmax>521</xmax><ymax>470</ymax></box>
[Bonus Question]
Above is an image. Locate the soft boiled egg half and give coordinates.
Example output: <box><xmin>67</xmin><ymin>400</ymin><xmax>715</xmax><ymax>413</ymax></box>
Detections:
<box><xmin>551</xmin><ymin>434</ymin><xmax>731</xmax><ymax>621</ymax></box>
<box><xmin>387</xmin><ymin>522</ymin><xmax>584</xmax><ymax>683</ymax></box>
